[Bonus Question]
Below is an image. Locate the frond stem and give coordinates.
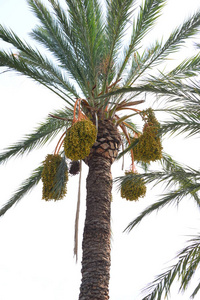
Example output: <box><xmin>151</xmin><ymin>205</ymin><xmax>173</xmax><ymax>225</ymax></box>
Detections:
<box><xmin>49</xmin><ymin>114</ymin><xmax>71</xmax><ymax>121</ymax></box>
<box><xmin>54</xmin><ymin>131</ymin><xmax>66</xmax><ymax>155</ymax></box>
<box><xmin>117</xmin><ymin>115</ymin><xmax>136</xmax><ymax>172</ymax></box>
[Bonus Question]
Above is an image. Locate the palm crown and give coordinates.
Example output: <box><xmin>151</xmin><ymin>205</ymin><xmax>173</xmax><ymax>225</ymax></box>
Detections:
<box><xmin>0</xmin><ymin>0</ymin><xmax>200</xmax><ymax>299</ymax></box>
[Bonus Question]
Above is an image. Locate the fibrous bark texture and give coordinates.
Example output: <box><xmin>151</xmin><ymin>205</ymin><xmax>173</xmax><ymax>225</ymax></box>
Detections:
<box><xmin>79</xmin><ymin>156</ymin><xmax>112</xmax><ymax>300</ymax></box>
<box><xmin>85</xmin><ymin>119</ymin><xmax>122</xmax><ymax>164</ymax></box>
<box><xmin>79</xmin><ymin>120</ymin><xmax>121</xmax><ymax>300</ymax></box>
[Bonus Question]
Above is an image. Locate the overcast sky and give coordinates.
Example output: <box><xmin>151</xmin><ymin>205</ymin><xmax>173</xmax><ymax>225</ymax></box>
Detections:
<box><xmin>0</xmin><ymin>1</ymin><xmax>200</xmax><ymax>300</ymax></box>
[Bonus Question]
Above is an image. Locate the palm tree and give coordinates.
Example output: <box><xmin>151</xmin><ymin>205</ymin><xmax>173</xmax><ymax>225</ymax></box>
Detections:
<box><xmin>0</xmin><ymin>0</ymin><xmax>200</xmax><ymax>299</ymax></box>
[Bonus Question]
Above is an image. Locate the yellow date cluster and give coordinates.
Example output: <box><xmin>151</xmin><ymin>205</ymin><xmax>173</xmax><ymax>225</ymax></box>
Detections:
<box><xmin>121</xmin><ymin>171</ymin><xmax>146</xmax><ymax>201</ymax></box>
<box><xmin>41</xmin><ymin>154</ymin><xmax>68</xmax><ymax>201</ymax></box>
<box><xmin>64</xmin><ymin>119</ymin><xmax>97</xmax><ymax>160</ymax></box>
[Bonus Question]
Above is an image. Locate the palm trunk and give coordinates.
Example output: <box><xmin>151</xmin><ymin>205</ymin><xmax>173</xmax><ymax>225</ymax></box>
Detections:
<box><xmin>79</xmin><ymin>156</ymin><xmax>112</xmax><ymax>300</ymax></box>
<box><xmin>79</xmin><ymin>119</ymin><xmax>121</xmax><ymax>300</ymax></box>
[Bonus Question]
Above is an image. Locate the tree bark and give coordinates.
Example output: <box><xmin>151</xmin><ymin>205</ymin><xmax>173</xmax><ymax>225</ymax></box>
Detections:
<box><xmin>79</xmin><ymin>120</ymin><xmax>121</xmax><ymax>300</ymax></box>
<box><xmin>79</xmin><ymin>155</ymin><xmax>112</xmax><ymax>300</ymax></box>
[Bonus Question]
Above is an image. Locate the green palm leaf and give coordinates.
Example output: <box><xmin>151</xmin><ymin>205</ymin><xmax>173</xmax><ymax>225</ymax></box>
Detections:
<box><xmin>125</xmin><ymin>10</ymin><xmax>200</xmax><ymax>85</ymax></box>
<box><xmin>0</xmin><ymin>164</ymin><xmax>43</xmax><ymax>217</ymax></box>
<box><xmin>0</xmin><ymin>50</ymin><xmax>76</xmax><ymax>104</ymax></box>
<box><xmin>125</xmin><ymin>185</ymin><xmax>199</xmax><ymax>233</ymax></box>
<box><xmin>97</xmin><ymin>77</ymin><xmax>200</xmax><ymax>103</ymax></box>
<box><xmin>168</xmin><ymin>53</ymin><xmax>200</xmax><ymax>79</ymax></box>
<box><xmin>0</xmin><ymin>110</ymin><xmax>72</xmax><ymax>164</ymax></box>
<box><xmin>28</xmin><ymin>0</ymin><xmax>93</xmax><ymax>98</ymax></box>
<box><xmin>161</xmin><ymin>111</ymin><xmax>200</xmax><ymax>137</ymax></box>
<box><xmin>116</xmin><ymin>0</ymin><xmax>166</xmax><ymax>81</ymax></box>
<box><xmin>141</xmin><ymin>235</ymin><xmax>200</xmax><ymax>300</ymax></box>
<box><xmin>102</xmin><ymin>0</ymin><xmax>137</xmax><ymax>91</ymax></box>
<box><xmin>0</xmin><ymin>25</ymin><xmax>79</xmax><ymax>102</ymax></box>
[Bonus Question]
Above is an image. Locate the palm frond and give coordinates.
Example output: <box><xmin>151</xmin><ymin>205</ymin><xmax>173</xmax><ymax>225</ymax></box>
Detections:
<box><xmin>0</xmin><ymin>50</ymin><xmax>76</xmax><ymax>104</ymax></box>
<box><xmin>168</xmin><ymin>53</ymin><xmax>200</xmax><ymax>79</ymax></box>
<box><xmin>130</xmin><ymin>10</ymin><xmax>200</xmax><ymax>84</ymax></box>
<box><xmin>28</xmin><ymin>0</ymin><xmax>98</xmax><ymax>98</ymax></box>
<box><xmin>102</xmin><ymin>0</ymin><xmax>137</xmax><ymax>91</ymax></box>
<box><xmin>43</xmin><ymin>0</ymin><xmax>105</xmax><ymax>98</ymax></box>
<box><xmin>191</xmin><ymin>281</ymin><xmax>200</xmax><ymax>298</ymax></box>
<box><xmin>63</xmin><ymin>0</ymin><xmax>105</xmax><ymax>93</ymax></box>
<box><xmin>131</xmin><ymin>0</ymin><xmax>165</xmax><ymax>48</ymax></box>
<box><xmin>159</xmin><ymin>9</ymin><xmax>200</xmax><ymax>55</ymax></box>
<box><xmin>160</xmin><ymin>152</ymin><xmax>186</xmax><ymax>172</ymax></box>
<box><xmin>30</xmin><ymin>27</ymin><xmax>84</xmax><ymax>99</ymax></box>
<box><xmin>116</xmin><ymin>0</ymin><xmax>166</xmax><ymax>80</ymax></box>
<box><xmin>0</xmin><ymin>164</ymin><xmax>43</xmax><ymax>217</ymax></box>
<box><xmin>98</xmin><ymin>75</ymin><xmax>200</xmax><ymax>104</ymax></box>
<box><xmin>141</xmin><ymin>235</ymin><xmax>200</xmax><ymax>300</ymax></box>
<box><xmin>0</xmin><ymin>25</ymin><xmax>78</xmax><ymax>102</ymax></box>
<box><xmin>125</xmin><ymin>185</ymin><xmax>200</xmax><ymax>233</ymax></box>
<box><xmin>124</xmin><ymin>41</ymin><xmax>161</xmax><ymax>85</ymax></box>
<box><xmin>161</xmin><ymin>109</ymin><xmax>200</xmax><ymax>137</ymax></box>
<box><xmin>0</xmin><ymin>110</ymin><xmax>72</xmax><ymax>164</ymax></box>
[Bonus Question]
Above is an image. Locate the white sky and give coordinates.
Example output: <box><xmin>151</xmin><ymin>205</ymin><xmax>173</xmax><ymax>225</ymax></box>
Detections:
<box><xmin>0</xmin><ymin>1</ymin><xmax>200</xmax><ymax>299</ymax></box>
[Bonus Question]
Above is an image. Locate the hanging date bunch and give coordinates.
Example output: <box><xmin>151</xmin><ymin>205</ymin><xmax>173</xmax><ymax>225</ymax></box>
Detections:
<box><xmin>120</xmin><ymin>170</ymin><xmax>146</xmax><ymax>201</ymax></box>
<box><xmin>64</xmin><ymin>99</ymin><xmax>97</xmax><ymax>161</ymax></box>
<box><xmin>69</xmin><ymin>160</ymin><xmax>80</xmax><ymax>175</ymax></box>
<box><xmin>41</xmin><ymin>154</ymin><xmax>68</xmax><ymax>201</ymax></box>
<box><xmin>133</xmin><ymin>108</ymin><xmax>162</xmax><ymax>163</ymax></box>
<box><xmin>117</xmin><ymin>117</ymin><xmax>146</xmax><ymax>201</ymax></box>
